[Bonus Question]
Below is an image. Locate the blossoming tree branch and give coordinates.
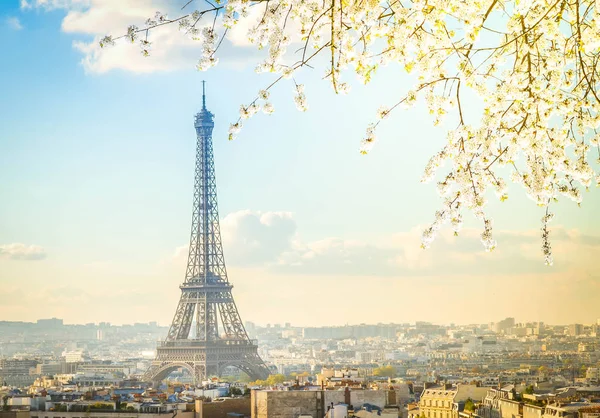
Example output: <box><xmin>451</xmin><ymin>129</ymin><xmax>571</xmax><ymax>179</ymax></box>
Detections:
<box><xmin>101</xmin><ymin>0</ymin><xmax>600</xmax><ymax>265</ymax></box>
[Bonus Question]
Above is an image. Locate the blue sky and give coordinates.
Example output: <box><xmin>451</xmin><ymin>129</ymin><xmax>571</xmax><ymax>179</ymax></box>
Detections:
<box><xmin>1</xmin><ymin>0</ymin><xmax>599</xmax><ymax>327</ymax></box>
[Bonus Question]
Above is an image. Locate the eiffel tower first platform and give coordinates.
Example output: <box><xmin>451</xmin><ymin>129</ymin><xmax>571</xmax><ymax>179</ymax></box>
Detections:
<box><xmin>144</xmin><ymin>83</ymin><xmax>270</xmax><ymax>386</ymax></box>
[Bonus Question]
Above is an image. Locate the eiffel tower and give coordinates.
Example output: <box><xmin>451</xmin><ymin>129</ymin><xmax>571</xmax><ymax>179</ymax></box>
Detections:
<box><xmin>144</xmin><ymin>83</ymin><xmax>270</xmax><ymax>386</ymax></box>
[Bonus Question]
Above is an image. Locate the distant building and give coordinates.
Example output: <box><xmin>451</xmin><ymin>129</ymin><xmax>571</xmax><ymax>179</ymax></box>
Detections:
<box><xmin>196</xmin><ymin>398</ymin><xmax>250</xmax><ymax>418</ymax></box>
<box><xmin>63</xmin><ymin>371</ymin><xmax>124</xmax><ymax>389</ymax></box>
<box><xmin>30</xmin><ymin>408</ymin><xmax>194</xmax><ymax>418</ymax></box>
<box><xmin>251</xmin><ymin>388</ymin><xmax>395</xmax><ymax>418</ymax></box>
<box><xmin>0</xmin><ymin>358</ymin><xmax>39</xmax><ymax>386</ymax></box>
<box><xmin>579</xmin><ymin>406</ymin><xmax>600</xmax><ymax>418</ymax></box>
<box><xmin>568</xmin><ymin>324</ymin><xmax>584</xmax><ymax>337</ymax></box>
<box><xmin>493</xmin><ymin>318</ymin><xmax>515</xmax><ymax>334</ymax></box>
<box><xmin>36</xmin><ymin>318</ymin><xmax>63</xmax><ymax>328</ymax></box>
<box><xmin>77</xmin><ymin>363</ymin><xmax>133</xmax><ymax>376</ymax></box>
<box><xmin>0</xmin><ymin>411</ymin><xmax>30</xmax><ymax>418</ymax></box>
<box><xmin>317</xmin><ymin>367</ymin><xmax>363</xmax><ymax>388</ymax></box>
<box><xmin>507</xmin><ymin>325</ymin><xmax>528</xmax><ymax>337</ymax></box>
<box><xmin>479</xmin><ymin>386</ymin><xmax>517</xmax><ymax>418</ymax></box>
<box><xmin>578</xmin><ymin>342</ymin><xmax>595</xmax><ymax>352</ymax></box>
<box><xmin>418</xmin><ymin>384</ymin><xmax>489</xmax><ymax>418</ymax></box>
<box><xmin>463</xmin><ymin>337</ymin><xmax>499</xmax><ymax>354</ymax></box>
<box><xmin>523</xmin><ymin>404</ymin><xmax>543</xmax><ymax>418</ymax></box>
<box><xmin>357</xmin><ymin>352</ymin><xmax>373</xmax><ymax>363</ymax></box>
<box><xmin>0</xmin><ymin>358</ymin><xmax>38</xmax><ymax>375</ymax></box>
<box><xmin>35</xmin><ymin>362</ymin><xmax>62</xmax><ymax>376</ymax></box>
<box><xmin>542</xmin><ymin>402</ymin><xmax>590</xmax><ymax>418</ymax></box>
<box><xmin>586</xmin><ymin>368</ymin><xmax>600</xmax><ymax>382</ymax></box>
<box><xmin>62</xmin><ymin>351</ymin><xmax>87</xmax><ymax>363</ymax></box>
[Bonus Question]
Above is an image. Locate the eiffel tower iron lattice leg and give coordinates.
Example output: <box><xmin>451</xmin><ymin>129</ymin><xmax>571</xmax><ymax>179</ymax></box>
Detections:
<box><xmin>144</xmin><ymin>83</ymin><xmax>270</xmax><ymax>386</ymax></box>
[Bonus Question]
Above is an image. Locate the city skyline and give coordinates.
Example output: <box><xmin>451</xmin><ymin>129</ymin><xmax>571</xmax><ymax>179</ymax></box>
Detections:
<box><xmin>3</xmin><ymin>316</ymin><xmax>600</xmax><ymax>329</ymax></box>
<box><xmin>1</xmin><ymin>0</ymin><xmax>600</xmax><ymax>327</ymax></box>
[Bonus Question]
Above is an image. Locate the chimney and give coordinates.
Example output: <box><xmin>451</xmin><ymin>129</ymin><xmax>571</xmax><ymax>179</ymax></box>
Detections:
<box><xmin>344</xmin><ymin>386</ymin><xmax>351</xmax><ymax>405</ymax></box>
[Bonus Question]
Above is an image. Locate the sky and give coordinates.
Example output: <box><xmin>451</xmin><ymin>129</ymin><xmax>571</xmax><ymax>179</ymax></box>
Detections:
<box><xmin>1</xmin><ymin>0</ymin><xmax>599</xmax><ymax>328</ymax></box>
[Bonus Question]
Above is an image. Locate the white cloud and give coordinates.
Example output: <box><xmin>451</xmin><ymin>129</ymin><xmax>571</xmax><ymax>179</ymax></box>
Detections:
<box><xmin>227</xmin><ymin>5</ymin><xmax>263</xmax><ymax>48</ymax></box>
<box><xmin>0</xmin><ymin>243</ymin><xmax>47</xmax><ymax>260</ymax></box>
<box><xmin>60</xmin><ymin>0</ymin><xmax>201</xmax><ymax>74</ymax></box>
<box><xmin>6</xmin><ymin>17</ymin><xmax>24</xmax><ymax>30</ymax></box>
<box><xmin>220</xmin><ymin>210</ymin><xmax>297</xmax><ymax>265</ymax></box>
<box><xmin>161</xmin><ymin>211</ymin><xmax>600</xmax><ymax>326</ymax></box>
<box><xmin>21</xmin><ymin>0</ymin><xmax>262</xmax><ymax>74</ymax></box>
<box><xmin>172</xmin><ymin>210</ymin><xmax>600</xmax><ymax>278</ymax></box>
<box><xmin>21</xmin><ymin>0</ymin><xmax>89</xmax><ymax>10</ymax></box>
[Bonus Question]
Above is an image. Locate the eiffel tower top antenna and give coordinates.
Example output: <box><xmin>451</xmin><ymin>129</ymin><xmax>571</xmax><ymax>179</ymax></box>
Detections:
<box><xmin>202</xmin><ymin>80</ymin><xmax>206</xmax><ymax>110</ymax></box>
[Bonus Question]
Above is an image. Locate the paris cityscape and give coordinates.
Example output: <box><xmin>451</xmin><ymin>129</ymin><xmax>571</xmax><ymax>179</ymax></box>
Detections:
<box><xmin>2</xmin><ymin>0</ymin><xmax>600</xmax><ymax>417</ymax></box>
<box><xmin>2</xmin><ymin>317</ymin><xmax>600</xmax><ymax>418</ymax></box>
<box><xmin>2</xmin><ymin>91</ymin><xmax>600</xmax><ymax>418</ymax></box>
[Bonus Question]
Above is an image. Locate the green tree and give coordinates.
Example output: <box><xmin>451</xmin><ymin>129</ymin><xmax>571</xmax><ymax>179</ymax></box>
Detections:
<box><xmin>464</xmin><ymin>398</ymin><xmax>476</xmax><ymax>412</ymax></box>
<box><xmin>266</xmin><ymin>374</ymin><xmax>286</xmax><ymax>385</ymax></box>
<box><xmin>373</xmin><ymin>366</ymin><xmax>396</xmax><ymax>378</ymax></box>
<box><xmin>524</xmin><ymin>385</ymin><xmax>535</xmax><ymax>395</ymax></box>
<box><xmin>89</xmin><ymin>403</ymin><xmax>114</xmax><ymax>411</ymax></box>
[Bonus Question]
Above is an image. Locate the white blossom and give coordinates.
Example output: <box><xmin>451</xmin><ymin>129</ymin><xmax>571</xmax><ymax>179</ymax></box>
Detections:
<box><xmin>196</xmin><ymin>57</ymin><xmax>218</xmax><ymax>71</ymax></box>
<box><xmin>112</xmin><ymin>0</ymin><xmax>600</xmax><ymax>262</ymax></box>
<box><xmin>263</xmin><ymin>102</ymin><xmax>275</xmax><ymax>114</ymax></box>
<box><xmin>258</xmin><ymin>90</ymin><xmax>270</xmax><ymax>100</ymax></box>
<box><xmin>480</xmin><ymin>218</ymin><xmax>497</xmax><ymax>252</ymax></box>
<box><xmin>293</xmin><ymin>84</ymin><xmax>308</xmax><ymax>112</ymax></box>
<box><xmin>99</xmin><ymin>35</ymin><xmax>115</xmax><ymax>48</ymax></box>
<box><xmin>126</xmin><ymin>25</ymin><xmax>138</xmax><ymax>43</ymax></box>
<box><xmin>228</xmin><ymin>122</ymin><xmax>243</xmax><ymax>140</ymax></box>
<box><xmin>376</xmin><ymin>106</ymin><xmax>390</xmax><ymax>120</ymax></box>
<box><xmin>360</xmin><ymin>124</ymin><xmax>377</xmax><ymax>155</ymax></box>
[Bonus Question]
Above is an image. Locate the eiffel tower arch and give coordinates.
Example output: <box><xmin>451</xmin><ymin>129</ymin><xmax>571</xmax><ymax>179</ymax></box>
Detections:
<box><xmin>144</xmin><ymin>83</ymin><xmax>270</xmax><ymax>387</ymax></box>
